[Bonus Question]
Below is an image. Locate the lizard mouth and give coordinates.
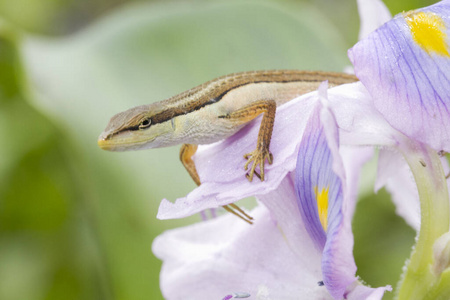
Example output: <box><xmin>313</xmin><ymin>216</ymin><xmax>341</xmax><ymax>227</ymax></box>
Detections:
<box><xmin>97</xmin><ymin>131</ymin><xmax>152</xmax><ymax>151</ymax></box>
<box><xmin>97</xmin><ymin>137</ymin><xmax>117</xmax><ymax>151</ymax></box>
<box><xmin>97</xmin><ymin>130</ymin><xmax>118</xmax><ymax>151</ymax></box>
<box><xmin>97</xmin><ymin>138</ymin><xmax>151</xmax><ymax>151</ymax></box>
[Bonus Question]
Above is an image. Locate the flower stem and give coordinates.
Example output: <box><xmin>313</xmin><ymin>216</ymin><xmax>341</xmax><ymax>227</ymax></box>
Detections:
<box><xmin>397</xmin><ymin>141</ymin><xmax>449</xmax><ymax>300</ymax></box>
<box><xmin>424</xmin><ymin>269</ymin><xmax>450</xmax><ymax>300</ymax></box>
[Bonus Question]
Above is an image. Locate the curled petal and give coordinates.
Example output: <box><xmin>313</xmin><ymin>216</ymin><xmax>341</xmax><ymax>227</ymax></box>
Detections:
<box><xmin>296</xmin><ymin>84</ymin><xmax>391</xmax><ymax>299</ymax></box>
<box><xmin>296</xmin><ymin>105</ymin><xmax>353</xmax><ymax>298</ymax></box>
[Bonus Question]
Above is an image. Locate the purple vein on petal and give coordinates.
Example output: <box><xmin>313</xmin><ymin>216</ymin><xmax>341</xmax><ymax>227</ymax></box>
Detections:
<box><xmin>349</xmin><ymin>1</ymin><xmax>450</xmax><ymax>151</ymax></box>
<box><xmin>378</xmin><ymin>26</ymin><xmax>412</xmax><ymax>118</ymax></box>
<box><xmin>388</xmin><ymin>20</ymin><xmax>429</xmax><ymax>114</ymax></box>
<box><xmin>295</xmin><ymin>105</ymin><xmax>343</xmax><ymax>250</ymax></box>
<box><xmin>398</xmin><ymin>11</ymin><xmax>450</xmax><ymax>129</ymax></box>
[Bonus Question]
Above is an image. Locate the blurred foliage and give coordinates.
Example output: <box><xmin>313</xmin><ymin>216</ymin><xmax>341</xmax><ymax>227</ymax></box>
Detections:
<box><xmin>353</xmin><ymin>189</ymin><xmax>416</xmax><ymax>300</ymax></box>
<box><xmin>0</xmin><ymin>0</ymin><xmax>439</xmax><ymax>299</ymax></box>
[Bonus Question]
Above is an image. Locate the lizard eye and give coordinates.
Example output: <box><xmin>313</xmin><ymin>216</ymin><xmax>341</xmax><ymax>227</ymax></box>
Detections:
<box><xmin>139</xmin><ymin>118</ymin><xmax>151</xmax><ymax>129</ymax></box>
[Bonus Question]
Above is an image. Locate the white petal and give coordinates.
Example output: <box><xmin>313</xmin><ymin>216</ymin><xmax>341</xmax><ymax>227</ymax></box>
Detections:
<box><xmin>346</xmin><ymin>283</ymin><xmax>392</xmax><ymax>300</ymax></box>
<box><xmin>377</xmin><ymin>149</ymin><xmax>420</xmax><ymax>231</ymax></box>
<box><xmin>376</xmin><ymin>149</ymin><xmax>450</xmax><ymax>231</ymax></box>
<box><xmin>326</xmin><ymin>82</ymin><xmax>402</xmax><ymax>148</ymax></box>
<box><xmin>357</xmin><ymin>0</ymin><xmax>392</xmax><ymax>40</ymax></box>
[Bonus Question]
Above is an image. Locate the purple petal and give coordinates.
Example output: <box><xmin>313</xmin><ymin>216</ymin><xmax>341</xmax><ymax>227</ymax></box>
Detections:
<box><xmin>322</xmin><ymin>90</ymin><xmax>393</xmax><ymax>299</ymax></box>
<box><xmin>153</xmin><ymin>201</ymin><xmax>331</xmax><ymax>299</ymax></box>
<box><xmin>296</xmin><ymin>101</ymin><xmax>353</xmax><ymax>298</ymax></box>
<box><xmin>258</xmin><ymin>173</ymin><xmax>321</xmax><ymax>269</ymax></box>
<box><xmin>296</xmin><ymin>85</ymin><xmax>391</xmax><ymax>298</ymax></box>
<box><xmin>295</xmin><ymin>105</ymin><xmax>342</xmax><ymax>249</ymax></box>
<box><xmin>349</xmin><ymin>1</ymin><xmax>450</xmax><ymax>151</ymax></box>
<box><xmin>222</xmin><ymin>293</ymin><xmax>250</xmax><ymax>300</ymax></box>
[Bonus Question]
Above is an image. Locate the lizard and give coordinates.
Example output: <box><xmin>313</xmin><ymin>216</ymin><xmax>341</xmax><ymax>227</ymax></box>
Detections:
<box><xmin>98</xmin><ymin>70</ymin><xmax>358</xmax><ymax>223</ymax></box>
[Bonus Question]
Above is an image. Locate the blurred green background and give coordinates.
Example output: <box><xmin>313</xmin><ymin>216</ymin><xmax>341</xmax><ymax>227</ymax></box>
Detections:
<box><xmin>0</xmin><ymin>0</ymin><xmax>435</xmax><ymax>299</ymax></box>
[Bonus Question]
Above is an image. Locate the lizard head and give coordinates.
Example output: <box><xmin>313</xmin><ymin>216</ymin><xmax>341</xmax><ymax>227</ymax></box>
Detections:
<box><xmin>98</xmin><ymin>104</ymin><xmax>176</xmax><ymax>151</ymax></box>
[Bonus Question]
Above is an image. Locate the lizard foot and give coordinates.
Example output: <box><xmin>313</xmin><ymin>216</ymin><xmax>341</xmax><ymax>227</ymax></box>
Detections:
<box><xmin>244</xmin><ymin>148</ymin><xmax>273</xmax><ymax>182</ymax></box>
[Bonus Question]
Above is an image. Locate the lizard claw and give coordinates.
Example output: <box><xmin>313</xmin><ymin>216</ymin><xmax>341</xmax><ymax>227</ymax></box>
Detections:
<box><xmin>246</xmin><ymin>171</ymin><xmax>261</xmax><ymax>181</ymax></box>
<box><xmin>244</xmin><ymin>148</ymin><xmax>273</xmax><ymax>182</ymax></box>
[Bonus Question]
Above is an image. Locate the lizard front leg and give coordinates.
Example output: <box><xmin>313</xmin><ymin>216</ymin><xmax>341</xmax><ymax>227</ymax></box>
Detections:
<box><xmin>179</xmin><ymin>143</ymin><xmax>254</xmax><ymax>224</ymax></box>
<box><xmin>219</xmin><ymin>99</ymin><xmax>276</xmax><ymax>182</ymax></box>
<box><xmin>180</xmin><ymin>143</ymin><xmax>201</xmax><ymax>186</ymax></box>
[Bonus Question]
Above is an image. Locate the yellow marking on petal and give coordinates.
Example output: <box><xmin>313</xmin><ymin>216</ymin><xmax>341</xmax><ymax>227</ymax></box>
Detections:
<box><xmin>404</xmin><ymin>11</ymin><xmax>449</xmax><ymax>57</ymax></box>
<box><xmin>314</xmin><ymin>186</ymin><xmax>329</xmax><ymax>232</ymax></box>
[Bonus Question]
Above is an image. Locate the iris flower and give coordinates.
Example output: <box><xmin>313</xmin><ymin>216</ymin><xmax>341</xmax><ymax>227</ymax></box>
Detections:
<box><xmin>153</xmin><ymin>0</ymin><xmax>450</xmax><ymax>299</ymax></box>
